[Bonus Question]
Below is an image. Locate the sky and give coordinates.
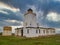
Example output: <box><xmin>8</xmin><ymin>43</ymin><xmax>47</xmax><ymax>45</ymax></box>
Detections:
<box><xmin>0</xmin><ymin>0</ymin><xmax>60</xmax><ymax>33</ymax></box>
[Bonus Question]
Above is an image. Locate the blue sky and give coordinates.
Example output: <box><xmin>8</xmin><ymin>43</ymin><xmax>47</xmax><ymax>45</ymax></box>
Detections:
<box><xmin>0</xmin><ymin>0</ymin><xmax>60</xmax><ymax>32</ymax></box>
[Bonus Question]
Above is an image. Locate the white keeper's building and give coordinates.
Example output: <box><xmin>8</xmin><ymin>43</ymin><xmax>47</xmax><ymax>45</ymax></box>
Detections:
<box><xmin>15</xmin><ymin>9</ymin><xmax>56</xmax><ymax>37</ymax></box>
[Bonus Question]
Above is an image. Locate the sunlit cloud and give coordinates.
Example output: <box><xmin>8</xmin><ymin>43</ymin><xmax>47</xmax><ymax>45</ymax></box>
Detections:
<box><xmin>5</xmin><ymin>20</ymin><xmax>21</xmax><ymax>23</ymax></box>
<box><xmin>0</xmin><ymin>2</ymin><xmax>20</xmax><ymax>13</ymax></box>
<box><xmin>46</xmin><ymin>12</ymin><xmax>60</xmax><ymax>22</ymax></box>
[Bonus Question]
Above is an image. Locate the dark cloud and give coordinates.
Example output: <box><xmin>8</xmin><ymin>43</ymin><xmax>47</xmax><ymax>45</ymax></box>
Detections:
<box><xmin>0</xmin><ymin>8</ymin><xmax>23</xmax><ymax>26</ymax></box>
<box><xmin>1</xmin><ymin>0</ymin><xmax>60</xmax><ymax>13</ymax></box>
<box><xmin>0</xmin><ymin>9</ymin><xmax>23</xmax><ymax>21</ymax></box>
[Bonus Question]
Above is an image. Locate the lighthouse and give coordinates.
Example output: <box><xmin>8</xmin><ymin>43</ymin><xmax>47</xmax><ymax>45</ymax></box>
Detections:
<box><xmin>23</xmin><ymin>9</ymin><xmax>39</xmax><ymax>37</ymax></box>
<box><xmin>24</xmin><ymin>9</ymin><xmax>37</xmax><ymax>27</ymax></box>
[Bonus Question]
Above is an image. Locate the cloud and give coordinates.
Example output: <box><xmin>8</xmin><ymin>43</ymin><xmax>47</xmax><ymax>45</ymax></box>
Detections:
<box><xmin>53</xmin><ymin>0</ymin><xmax>60</xmax><ymax>2</ymax></box>
<box><xmin>0</xmin><ymin>19</ymin><xmax>23</xmax><ymax>26</ymax></box>
<box><xmin>4</xmin><ymin>19</ymin><xmax>23</xmax><ymax>25</ymax></box>
<box><xmin>46</xmin><ymin>12</ymin><xmax>60</xmax><ymax>22</ymax></box>
<box><xmin>5</xmin><ymin>20</ymin><xmax>20</xmax><ymax>23</ymax></box>
<box><xmin>0</xmin><ymin>10</ymin><xmax>9</xmax><ymax>14</ymax></box>
<box><xmin>0</xmin><ymin>2</ymin><xmax>23</xmax><ymax>26</ymax></box>
<box><xmin>0</xmin><ymin>2</ymin><xmax>20</xmax><ymax>13</ymax></box>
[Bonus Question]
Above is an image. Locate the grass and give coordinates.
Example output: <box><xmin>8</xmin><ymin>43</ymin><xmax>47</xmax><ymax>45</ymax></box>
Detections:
<box><xmin>0</xmin><ymin>35</ymin><xmax>60</xmax><ymax>45</ymax></box>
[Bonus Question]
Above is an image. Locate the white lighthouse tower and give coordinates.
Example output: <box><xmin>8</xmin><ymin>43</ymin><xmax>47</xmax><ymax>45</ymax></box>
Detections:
<box><xmin>24</xmin><ymin>9</ymin><xmax>37</xmax><ymax>27</ymax></box>
<box><xmin>23</xmin><ymin>9</ymin><xmax>38</xmax><ymax>37</ymax></box>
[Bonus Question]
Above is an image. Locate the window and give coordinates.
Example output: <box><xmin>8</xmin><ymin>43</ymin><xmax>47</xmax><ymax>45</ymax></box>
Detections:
<box><xmin>39</xmin><ymin>29</ymin><xmax>40</xmax><ymax>33</ymax></box>
<box><xmin>50</xmin><ymin>30</ymin><xmax>55</xmax><ymax>33</ymax></box>
<box><xmin>36</xmin><ymin>30</ymin><xmax>38</xmax><ymax>33</ymax></box>
<box><xmin>43</xmin><ymin>30</ymin><xmax>45</xmax><ymax>34</ymax></box>
<box><xmin>46</xmin><ymin>30</ymin><xmax>49</xmax><ymax>33</ymax></box>
<box><xmin>25</xmin><ymin>22</ymin><xmax>27</xmax><ymax>26</ymax></box>
<box><xmin>27</xmin><ymin>29</ymin><xmax>29</xmax><ymax>34</ymax></box>
<box><xmin>30</xmin><ymin>22</ymin><xmax>31</xmax><ymax>26</ymax></box>
<box><xmin>26</xmin><ymin>23</ymin><xmax>27</xmax><ymax>26</ymax></box>
<box><xmin>50</xmin><ymin>30</ymin><xmax>52</xmax><ymax>33</ymax></box>
<box><xmin>52</xmin><ymin>30</ymin><xmax>55</xmax><ymax>33</ymax></box>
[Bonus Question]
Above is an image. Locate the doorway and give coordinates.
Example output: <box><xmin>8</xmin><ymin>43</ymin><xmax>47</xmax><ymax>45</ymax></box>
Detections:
<box><xmin>21</xmin><ymin>29</ymin><xmax>23</xmax><ymax>36</ymax></box>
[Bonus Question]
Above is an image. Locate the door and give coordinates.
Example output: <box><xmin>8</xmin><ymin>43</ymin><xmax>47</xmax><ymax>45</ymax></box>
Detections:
<box><xmin>21</xmin><ymin>29</ymin><xmax>23</xmax><ymax>36</ymax></box>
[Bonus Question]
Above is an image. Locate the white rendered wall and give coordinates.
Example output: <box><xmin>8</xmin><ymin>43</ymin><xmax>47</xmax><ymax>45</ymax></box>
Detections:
<box><xmin>23</xmin><ymin>28</ymin><xmax>40</xmax><ymax>37</ymax></box>
<box><xmin>24</xmin><ymin>14</ymin><xmax>37</xmax><ymax>27</ymax></box>
<box><xmin>23</xmin><ymin>13</ymin><xmax>38</xmax><ymax>37</ymax></box>
<box><xmin>15</xmin><ymin>30</ymin><xmax>21</xmax><ymax>36</ymax></box>
<box><xmin>23</xmin><ymin>28</ymin><xmax>55</xmax><ymax>37</ymax></box>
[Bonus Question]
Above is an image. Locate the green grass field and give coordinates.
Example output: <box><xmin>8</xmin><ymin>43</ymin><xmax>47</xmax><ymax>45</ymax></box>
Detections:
<box><xmin>0</xmin><ymin>35</ymin><xmax>60</xmax><ymax>45</ymax></box>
